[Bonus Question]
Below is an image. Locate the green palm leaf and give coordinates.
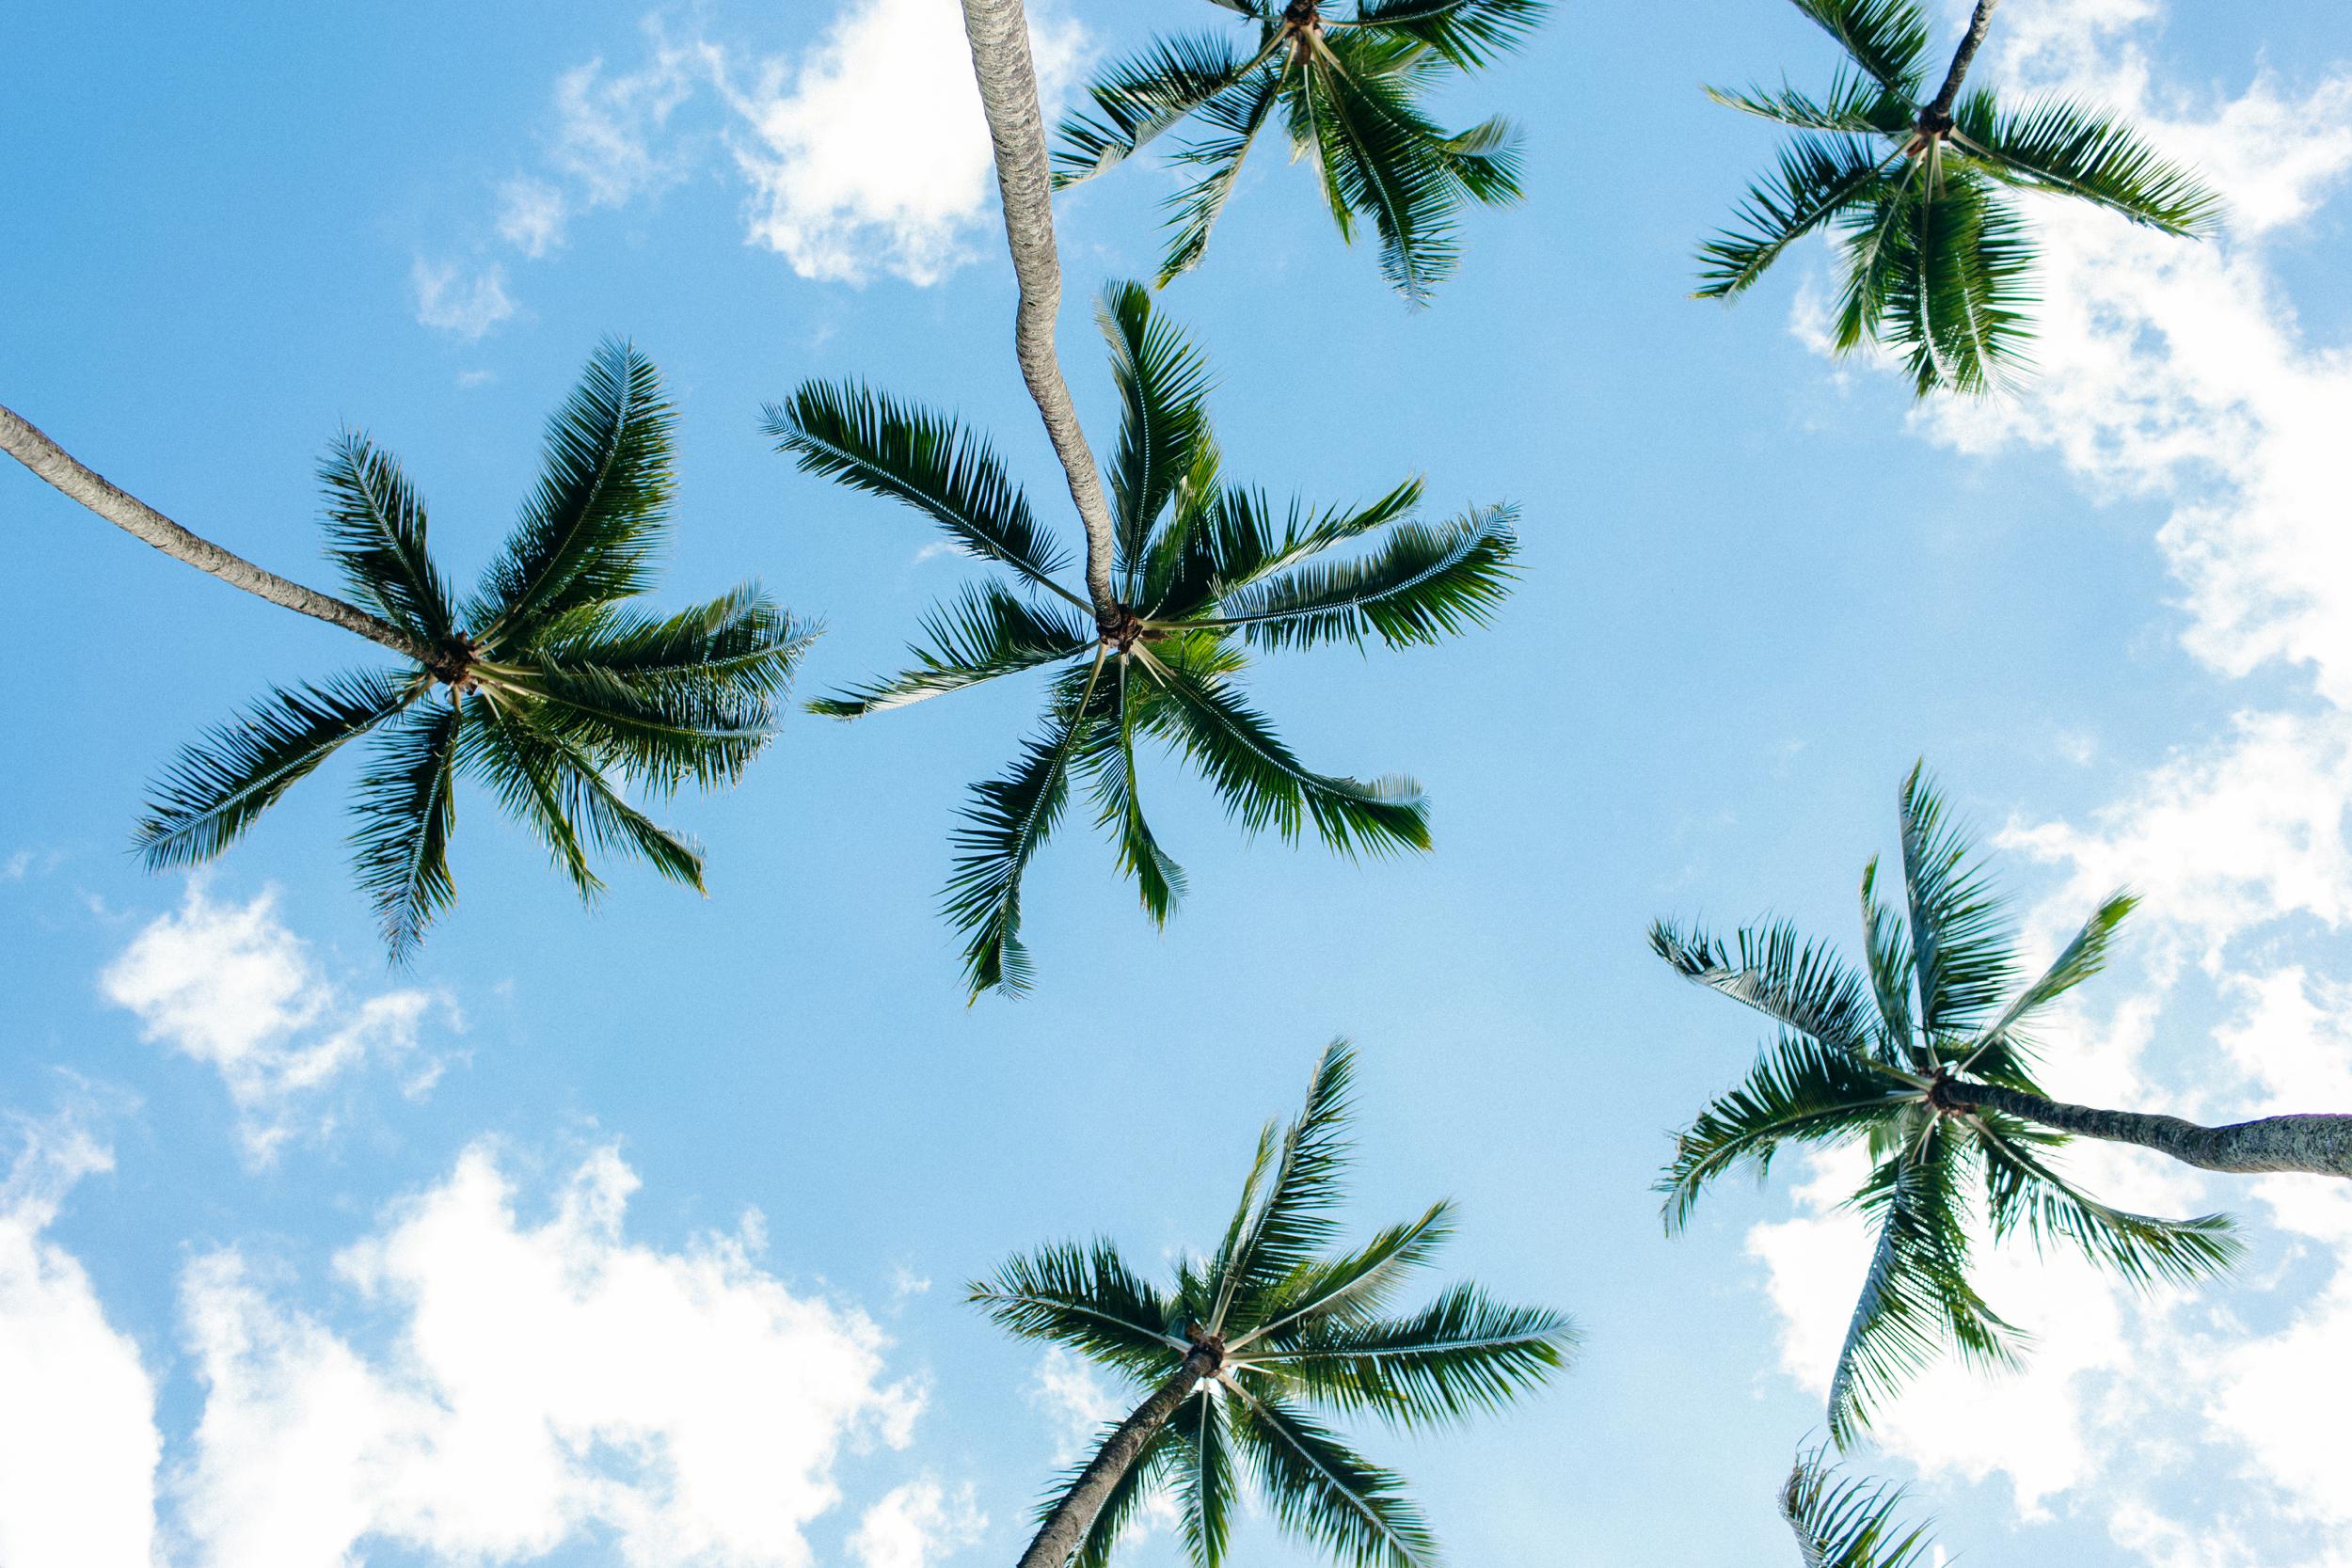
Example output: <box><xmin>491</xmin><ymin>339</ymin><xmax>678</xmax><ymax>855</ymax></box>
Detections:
<box><xmin>1168</xmin><ymin>1390</ymin><xmax>1237</xmax><ymax>1568</ymax></box>
<box><xmin>1344</xmin><ymin>0</ymin><xmax>1546</xmax><ymax>70</ymax></box>
<box><xmin>542</xmin><ymin>587</ymin><xmax>813</xmax><ymax>695</ymax></box>
<box><xmin>1227</xmin><ymin>1386</ymin><xmax>1437</xmax><ymax>1568</ymax></box>
<box><xmin>970</xmin><ymin>1240</ymin><xmax>1185</xmax><ymax>1377</ymax></box>
<box><xmin>471</xmin><ymin>338</ymin><xmax>672</xmax><ymax>647</ymax></box>
<box><xmin>1100</xmin><ymin>280</ymin><xmax>1215</xmax><ymax>578</ymax></box>
<box><xmin>1780</xmin><ymin>1451</ymin><xmax>1940</xmax><ymax>1568</ymax></box>
<box><xmin>1209</xmin><ymin>1041</ymin><xmax>1357</xmax><ymax>1330</ymax></box>
<box><xmin>1885</xmin><ymin>169</ymin><xmax>2037</xmax><ymax>396</ymax></box>
<box><xmin>1660</xmin><ymin>1033</ymin><xmax>1911</xmax><ymax>1230</ymax></box>
<box><xmin>1953</xmin><ymin>890</ymin><xmax>2136</xmax><ymax>1085</ymax></box>
<box><xmin>136</xmin><ymin>670</ymin><xmax>420</xmax><ymax>868</ymax></box>
<box><xmin>461</xmin><ymin>694</ymin><xmax>704</xmax><ymax>899</ymax></box>
<box><xmin>1306</xmin><ymin>42</ymin><xmax>1470</xmax><ymax>305</ymax></box>
<box><xmin>1975</xmin><ymin>1115</ymin><xmax>2241</xmax><ymax>1289</ymax></box>
<box><xmin>1250</xmin><ymin>1282</ymin><xmax>1575</xmax><ymax>1425</ymax></box>
<box><xmin>1894</xmin><ymin>763</ymin><xmax>2017</xmax><ymax>1036</ymax></box>
<box><xmin>1788</xmin><ymin>0</ymin><xmax>1929</xmax><ymax>96</ymax></box>
<box><xmin>349</xmin><ymin>698</ymin><xmax>462</xmax><ymax>960</ymax></box>
<box><xmin>1055</xmin><ymin>32</ymin><xmax>1277</xmax><ymax>185</ymax></box>
<box><xmin>1705</xmin><ymin>70</ymin><xmax>1914</xmax><ymax>134</ymax></box>
<box><xmin>1204</xmin><ymin>505</ymin><xmax>1518</xmax><ymax>651</ymax></box>
<box><xmin>1237</xmin><ymin>1202</ymin><xmax>1455</xmax><ymax>1349</ymax></box>
<box><xmin>1957</xmin><ymin>95</ymin><xmax>2221</xmax><ymax>234</ymax></box>
<box><xmin>765</xmin><ymin>382</ymin><xmax>1075</xmax><ymax>594</ymax></box>
<box><xmin>1650</xmin><ymin>917</ymin><xmax>1883</xmax><ymax>1054</ymax></box>
<box><xmin>1696</xmin><ymin>133</ymin><xmax>1899</xmax><ymax>300</ymax></box>
<box><xmin>813</xmin><ymin>584</ymin><xmax>1091</xmax><ymax>721</ymax></box>
<box><xmin>319</xmin><ymin>432</ymin><xmax>457</xmax><ymax>645</ymax></box>
<box><xmin>1160</xmin><ymin>67</ymin><xmax>1286</xmax><ymax>284</ymax></box>
<box><xmin>1081</xmin><ymin>658</ymin><xmax>1188</xmax><ymax>925</ymax></box>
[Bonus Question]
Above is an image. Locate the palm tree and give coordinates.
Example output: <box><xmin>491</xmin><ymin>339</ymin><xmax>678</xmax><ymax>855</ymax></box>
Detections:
<box><xmin>110</xmin><ymin>341</ymin><xmax>810</xmax><ymax>958</ymax></box>
<box><xmin>1694</xmin><ymin>0</ymin><xmax>2220</xmax><ymax>395</ymax></box>
<box><xmin>1051</xmin><ymin>0</ymin><xmax>1544</xmax><ymax>304</ymax></box>
<box><xmin>972</xmin><ymin>1040</ymin><xmax>1573</xmax><ymax>1568</ymax></box>
<box><xmin>1650</xmin><ymin>763</ymin><xmax>2249</xmax><ymax>1445</ymax></box>
<box><xmin>1780</xmin><ymin>1450</ymin><xmax>1940</xmax><ymax>1567</ymax></box>
<box><xmin>767</xmin><ymin>282</ymin><xmax>1514</xmax><ymax>998</ymax></box>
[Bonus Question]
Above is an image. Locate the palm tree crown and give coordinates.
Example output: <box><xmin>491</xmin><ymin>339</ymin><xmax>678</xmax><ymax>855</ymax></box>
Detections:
<box><xmin>1696</xmin><ymin>0</ymin><xmax>2219</xmax><ymax>394</ymax></box>
<box><xmin>1779</xmin><ymin>1450</ymin><xmax>1940</xmax><ymax>1567</ymax></box>
<box><xmin>1650</xmin><ymin>763</ymin><xmax>2240</xmax><ymax>1446</ymax></box>
<box><xmin>768</xmin><ymin>282</ymin><xmax>1516</xmax><ymax>999</ymax></box>
<box><xmin>972</xmin><ymin>1041</ymin><xmax>1573</xmax><ymax>1568</ymax></box>
<box><xmin>1054</xmin><ymin>0</ymin><xmax>1545</xmax><ymax>304</ymax></box>
<box><xmin>137</xmin><ymin>341</ymin><xmax>811</xmax><ymax>958</ymax></box>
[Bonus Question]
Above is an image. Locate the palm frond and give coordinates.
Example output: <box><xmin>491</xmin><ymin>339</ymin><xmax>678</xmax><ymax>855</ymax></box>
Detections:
<box><xmin>1780</xmin><ymin>1451</ymin><xmax>1940</xmax><ymax>1568</ymax></box>
<box><xmin>1203</xmin><ymin>505</ymin><xmax>1517</xmax><ymax>651</ymax></box>
<box><xmin>318</xmin><ymin>431</ymin><xmax>457</xmax><ymax>644</ymax></box>
<box><xmin>1159</xmin><ymin>69</ymin><xmax>1285</xmax><ymax>284</ymax></box>
<box><xmin>1884</xmin><ymin>168</ymin><xmax>2037</xmax><ymax>396</ymax></box>
<box><xmin>969</xmin><ymin>1240</ymin><xmax>1185</xmax><ymax>1377</ymax></box>
<box><xmin>1306</xmin><ymin>43</ymin><xmax>1469</xmax><ymax>305</ymax></box>
<box><xmin>1056</xmin><ymin>32</ymin><xmax>1273</xmax><ymax>185</ymax></box>
<box><xmin>1705</xmin><ymin>70</ymin><xmax>1914</xmax><ymax>134</ymax></box>
<box><xmin>1858</xmin><ymin>856</ymin><xmax>1920</xmax><ymax>1061</ymax></box>
<box><xmin>1696</xmin><ymin>133</ymin><xmax>1899</xmax><ymax>300</ymax></box>
<box><xmin>1649</xmin><ymin>917</ymin><xmax>1883</xmax><ymax>1054</ymax></box>
<box><xmin>1954</xmin><ymin>891</ymin><xmax>2136</xmax><ymax>1085</ymax></box>
<box><xmin>1210</xmin><ymin>1041</ymin><xmax>1357</xmax><ymax>1331</ymax></box>
<box><xmin>1146</xmin><ymin>481</ymin><xmax>1422</xmax><ymax>622</ymax></box>
<box><xmin>1975</xmin><ymin>1116</ymin><xmax>2242</xmax><ymax>1290</ymax></box>
<box><xmin>1082</xmin><ymin>658</ymin><xmax>1188</xmax><ymax>925</ymax></box>
<box><xmin>1659</xmin><ymin>1032</ymin><xmax>1910</xmax><ymax>1231</ymax></box>
<box><xmin>812</xmin><ymin>583</ymin><xmax>1090</xmax><ymax>721</ymax></box>
<box><xmin>1894</xmin><ymin>763</ymin><xmax>2018</xmax><ymax>1035</ymax></box>
<box><xmin>764</xmin><ymin>381</ymin><xmax>1074</xmax><ymax>594</ymax></box>
<box><xmin>349</xmin><ymin>699</ymin><xmax>462</xmax><ymax>961</ymax></box>
<box><xmin>1343</xmin><ymin>0</ymin><xmax>1546</xmax><ymax>70</ymax></box>
<box><xmin>1135</xmin><ymin>638</ymin><xmax>1429</xmax><ymax>855</ymax></box>
<box><xmin>1100</xmin><ymin>280</ymin><xmax>1215</xmax><ymax>579</ymax></box>
<box><xmin>1236</xmin><ymin>1202</ymin><xmax>1455</xmax><ymax>1349</ymax></box>
<box><xmin>542</xmin><ymin>586</ymin><xmax>814</xmax><ymax>696</ymax></box>
<box><xmin>471</xmin><ymin>339</ymin><xmax>672</xmax><ymax>648</ymax></box>
<box><xmin>1228</xmin><ymin>1386</ymin><xmax>1437</xmax><ymax>1568</ymax></box>
<box><xmin>461</xmin><ymin>694</ymin><xmax>705</xmax><ymax>899</ymax></box>
<box><xmin>1055</xmin><ymin>1428</ymin><xmax>1178</xmax><ymax>1568</ymax></box>
<box><xmin>1830</xmin><ymin>163</ymin><xmax>1923</xmax><ymax>353</ymax></box>
<box><xmin>136</xmin><ymin>670</ymin><xmax>420</xmax><ymax>868</ymax></box>
<box><xmin>1787</xmin><ymin>0</ymin><xmax>1929</xmax><ymax>96</ymax></box>
<box><xmin>944</xmin><ymin>654</ymin><xmax>1108</xmax><ymax>999</ymax></box>
<box><xmin>1249</xmin><ymin>1283</ymin><xmax>1574</xmax><ymax>1426</ymax></box>
<box><xmin>1168</xmin><ymin>1390</ymin><xmax>1237</xmax><ymax>1568</ymax></box>
<box><xmin>1957</xmin><ymin>94</ymin><xmax>2222</xmax><ymax>235</ymax></box>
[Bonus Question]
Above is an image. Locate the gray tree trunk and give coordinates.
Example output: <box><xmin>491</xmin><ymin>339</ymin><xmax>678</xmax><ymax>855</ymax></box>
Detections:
<box><xmin>2</xmin><ymin>402</ymin><xmax>434</xmax><ymax>662</ymax></box>
<box><xmin>1015</xmin><ymin>1345</ymin><xmax>1217</xmax><ymax>1568</ymax></box>
<box><xmin>1955</xmin><ymin>1079</ymin><xmax>2352</xmax><ymax>1178</ymax></box>
<box><xmin>956</xmin><ymin>0</ymin><xmax>1123</xmax><ymax>628</ymax></box>
<box><xmin>1923</xmin><ymin>0</ymin><xmax>2001</xmax><ymax>122</ymax></box>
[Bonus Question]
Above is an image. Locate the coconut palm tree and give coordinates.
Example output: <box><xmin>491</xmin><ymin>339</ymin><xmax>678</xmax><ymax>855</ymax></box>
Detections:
<box><xmin>1694</xmin><ymin>0</ymin><xmax>2220</xmax><ymax>394</ymax></box>
<box><xmin>767</xmin><ymin>282</ymin><xmax>1514</xmax><ymax>998</ymax></box>
<box><xmin>73</xmin><ymin>341</ymin><xmax>809</xmax><ymax>958</ymax></box>
<box><xmin>971</xmin><ymin>1040</ymin><xmax>1573</xmax><ymax>1568</ymax></box>
<box><xmin>1650</xmin><ymin>763</ymin><xmax>2249</xmax><ymax>1445</ymax></box>
<box><xmin>1052</xmin><ymin>0</ymin><xmax>1545</xmax><ymax>304</ymax></box>
<box><xmin>1780</xmin><ymin>1451</ymin><xmax>1940</xmax><ymax>1567</ymax></box>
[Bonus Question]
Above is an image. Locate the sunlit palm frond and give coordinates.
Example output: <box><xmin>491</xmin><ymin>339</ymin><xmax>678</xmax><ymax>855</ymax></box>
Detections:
<box><xmin>970</xmin><ymin>1239</ymin><xmax>1185</xmax><ymax>1376</ymax></box>
<box><xmin>1345</xmin><ymin>0</ymin><xmax>1546</xmax><ymax>70</ymax></box>
<box><xmin>1975</xmin><ymin>1115</ymin><xmax>2242</xmax><ymax>1290</ymax></box>
<box><xmin>1894</xmin><ymin>763</ymin><xmax>2019</xmax><ymax>1035</ymax></box>
<box><xmin>1781</xmin><ymin>1451</ymin><xmax>1940</xmax><ymax>1568</ymax></box>
<box><xmin>1698</xmin><ymin>133</ymin><xmax>1900</xmax><ymax>300</ymax></box>
<box><xmin>1957</xmin><ymin>94</ymin><xmax>2222</xmax><ymax>234</ymax></box>
<box><xmin>1249</xmin><ymin>1283</ymin><xmax>1575</xmax><ymax>1426</ymax></box>
<box><xmin>1659</xmin><ymin>1032</ymin><xmax>1911</xmax><ymax>1230</ymax></box>
<box><xmin>1650</xmin><ymin>917</ymin><xmax>1883</xmax><ymax>1053</ymax></box>
<box><xmin>1055</xmin><ymin>32</ymin><xmax>1276</xmax><ymax>185</ymax></box>
<box><xmin>1101</xmin><ymin>280</ymin><xmax>1215</xmax><ymax>577</ymax></box>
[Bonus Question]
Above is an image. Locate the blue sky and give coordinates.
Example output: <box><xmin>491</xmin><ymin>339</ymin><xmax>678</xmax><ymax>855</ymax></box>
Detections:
<box><xmin>6</xmin><ymin>0</ymin><xmax>2352</xmax><ymax>1562</ymax></box>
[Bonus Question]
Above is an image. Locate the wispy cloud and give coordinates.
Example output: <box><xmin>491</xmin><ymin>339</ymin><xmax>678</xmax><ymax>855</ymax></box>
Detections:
<box><xmin>411</xmin><ymin>257</ymin><xmax>516</xmax><ymax>341</ymax></box>
<box><xmin>100</xmin><ymin>883</ymin><xmax>456</xmax><ymax>1165</ymax></box>
<box><xmin>850</xmin><ymin>1479</ymin><xmax>985</xmax><ymax>1568</ymax></box>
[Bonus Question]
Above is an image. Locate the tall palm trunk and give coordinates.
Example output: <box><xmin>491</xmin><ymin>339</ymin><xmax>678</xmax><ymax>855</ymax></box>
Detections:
<box><xmin>1923</xmin><ymin>0</ymin><xmax>2001</xmax><ymax>123</ymax></box>
<box><xmin>2</xmin><ymin>402</ymin><xmax>434</xmax><ymax>662</ymax></box>
<box><xmin>956</xmin><ymin>0</ymin><xmax>1122</xmax><ymax>629</ymax></box>
<box><xmin>1952</xmin><ymin>1080</ymin><xmax>2352</xmax><ymax>1178</ymax></box>
<box><xmin>1016</xmin><ymin>1342</ymin><xmax>1219</xmax><ymax>1568</ymax></box>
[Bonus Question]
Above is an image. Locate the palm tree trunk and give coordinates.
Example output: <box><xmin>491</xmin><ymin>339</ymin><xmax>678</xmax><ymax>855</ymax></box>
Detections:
<box><xmin>1016</xmin><ymin>1343</ymin><xmax>1218</xmax><ymax>1568</ymax></box>
<box><xmin>2</xmin><ymin>402</ymin><xmax>435</xmax><ymax>663</ymax></box>
<box><xmin>1923</xmin><ymin>0</ymin><xmax>2001</xmax><ymax>123</ymax></box>
<box><xmin>1952</xmin><ymin>1079</ymin><xmax>2352</xmax><ymax>1178</ymax></box>
<box><xmin>955</xmin><ymin>0</ymin><xmax>1122</xmax><ymax>629</ymax></box>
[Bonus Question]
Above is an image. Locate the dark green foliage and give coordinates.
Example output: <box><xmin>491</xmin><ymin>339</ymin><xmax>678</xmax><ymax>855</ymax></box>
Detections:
<box><xmin>770</xmin><ymin>285</ymin><xmax>1515</xmax><ymax>999</ymax></box>
<box><xmin>1654</xmin><ymin>763</ymin><xmax>2242</xmax><ymax>1445</ymax></box>
<box><xmin>971</xmin><ymin>1042</ymin><xmax>1573</xmax><ymax>1568</ymax></box>
<box><xmin>1054</xmin><ymin>1</ymin><xmax>1545</xmax><ymax>303</ymax></box>
<box><xmin>136</xmin><ymin>341</ymin><xmax>812</xmax><ymax>959</ymax></box>
<box><xmin>1699</xmin><ymin>0</ymin><xmax>2219</xmax><ymax>393</ymax></box>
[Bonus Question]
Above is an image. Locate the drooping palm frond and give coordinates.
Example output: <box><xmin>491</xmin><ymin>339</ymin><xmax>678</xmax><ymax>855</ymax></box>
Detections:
<box><xmin>1161</xmin><ymin>68</ymin><xmax>1288</xmax><ymax>284</ymax></box>
<box><xmin>1706</xmin><ymin>70</ymin><xmax>1913</xmax><ymax>135</ymax></box>
<box><xmin>1780</xmin><ymin>1451</ymin><xmax>1940</xmax><ymax>1568</ymax></box>
<box><xmin>765</xmin><ymin>382</ymin><xmax>1074</xmax><ymax>593</ymax></box>
<box><xmin>319</xmin><ymin>432</ymin><xmax>457</xmax><ymax>646</ymax></box>
<box><xmin>1054</xmin><ymin>32</ymin><xmax>1279</xmax><ymax>186</ymax></box>
<box><xmin>1882</xmin><ymin>169</ymin><xmax>2038</xmax><ymax>397</ymax></box>
<box><xmin>136</xmin><ymin>670</ymin><xmax>421</xmax><ymax>868</ymax></box>
<box><xmin>470</xmin><ymin>338</ymin><xmax>671</xmax><ymax>646</ymax></box>
<box><xmin>813</xmin><ymin>584</ymin><xmax>1091</xmax><ymax>721</ymax></box>
<box><xmin>1228</xmin><ymin>1386</ymin><xmax>1438</xmax><ymax>1568</ymax></box>
<box><xmin>349</xmin><ymin>698</ymin><xmax>462</xmax><ymax>959</ymax></box>
<box><xmin>1660</xmin><ymin>1032</ymin><xmax>1911</xmax><ymax>1229</ymax></box>
<box><xmin>1957</xmin><ymin>95</ymin><xmax>2223</xmax><ymax>233</ymax></box>
<box><xmin>1697</xmin><ymin>134</ymin><xmax>1901</xmax><ymax>300</ymax></box>
<box><xmin>1305</xmin><ymin>42</ymin><xmax>1473</xmax><ymax>305</ymax></box>
<box><xmin>1650</xmin><ymin>918</ymin><xmax>1883</xmax><ymax>1054</ymax></box>
<box><xmin>1974</xmin><ymin>1115</ymin><xmax>2241</xmax><ymax>1289</ymax></box>
<box><xmin>1080</xmin><ymin>658</ymin><xmax>1188</xmax><ymax>925</ymax></box>
<box><xmin>1168</xmin><ymin>1389</ymin><xmax>1237</xmax><ymax>1568</ymax></box>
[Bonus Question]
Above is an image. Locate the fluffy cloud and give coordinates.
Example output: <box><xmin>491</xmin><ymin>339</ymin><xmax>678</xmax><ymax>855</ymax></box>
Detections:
<box><xmin>850</xmin><ymin>1480</ymin><xmax>986</xmax><ymax>1568</ymax></box>
<box><xmin>178</xmin><ymin>1142</ymin><xmax>923</xmax><ymax>1568</ymax></box>
<box><xmin>100</xmin><ymin>882</ymin><xmax>454</xmax><ymax>1164</ymax></box>
<box><xmin>715</xmin><ymin>0</ymin><xmax>1087</xmax><ymax>284</ymax></box>
<box><xmin>0</xmin><ymin>1114</ymin><xmax>161</xmax><ymax>1568</ymax></box>
<box><xmin>411</xmin><ymin>256</ymin><xmax>516</xmax><ymax>340</ymax></box>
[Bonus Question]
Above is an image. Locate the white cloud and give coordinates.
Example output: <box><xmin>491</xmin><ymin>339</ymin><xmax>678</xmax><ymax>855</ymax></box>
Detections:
<box><xmin>412</xmin><ymin>256</ymin><xmax>516</xmax><ymax>341</ymax></box>
<box><xmin>100</xmin><ymin>882</ymin><xmax>454</xmax><ymax>1164</ymax></box>
<box><xmin>850</xmin><ymin>1479</ymin><xmax>985</xmax><ymax>1568</ymax></box>
<box><xmin>497</xmin><ymin>176</ymin><xmax>570</xmax><ymax>258</ymax></box>
<box><xmin>714</xmin><ymin>0</ymin><xmax>1086</xmax><ymax>285</ymax></box>
<box><xmin>178</xmin><ymin>1142</ymin><xmax>923</xmax><ymax>1568</ymax></box>
<box><xmin>549</xmin><ymin>40</ymin><xmax>700</xmax><ymax>208</ymax></box>
<box><xmin>0</xmin><ymin>1114</ymin><xmax>161</xmax><ymax>1568</ymax></box>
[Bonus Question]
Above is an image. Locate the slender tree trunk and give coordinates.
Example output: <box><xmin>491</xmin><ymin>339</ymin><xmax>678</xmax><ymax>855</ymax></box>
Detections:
<box><xmin>1922</xmin><ymin>0</ymin><xmax>2001</xmax><ymax>124</ymax></box>
<box><xmin>1952</xmin><ymin>1079</ymin><xmax>2352</xmax><ymax>1178</ymax></box>
<box><xmin>955</xmin><ymin>0</ymin><xmax>1122</xmax><ymax>629</ymax></box>
<box><xmin>2</xmin><ymin>402</ymin><xmax>434</xmax><ymax>662</ymax></box>
<box><xmin>1016</xmin><ymin>1344</ymin><xmax>1217</xmax><ymax>1568</ymax></box>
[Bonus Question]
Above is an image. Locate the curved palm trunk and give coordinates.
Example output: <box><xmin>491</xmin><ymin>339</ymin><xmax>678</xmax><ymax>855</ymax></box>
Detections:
<box><xmin>955</xmin><ymin>0</ymin><xmax>1122</xmax><ymax>628</ymax></box>
<box><xmin>1923</xmin><ymin>0</ymin><xmax>2001</xmax><ymax>123</ymax></box>
<box><xmin>1953</xmin><ymin>1079</ymin><xmax>2352</xmax><ymax>1178</ymax></box>
<box><xmin>2</xmin><ymin>402</ymin><xmax>433</xmax><ymax>662</ymax></box>
<box><xmin>1016</xmin><ymin>1343</ymin><xmax>1217</xmax><ymax>1568</ymax></box>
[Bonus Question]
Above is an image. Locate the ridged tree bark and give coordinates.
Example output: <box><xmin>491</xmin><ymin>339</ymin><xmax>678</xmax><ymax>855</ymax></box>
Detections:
<box><xmin>1015</xmin><ymin>1342</ymin><xmax>1219</xmax><ymax>1568</ymax></box>
<box><xmin>956</xmin><ymin>0</ymin><xmax>1123</xmax><ymax>629</ymax></box>
<box><xmin>2</xmin><ymin>402</ymin><xmax>434</xmax><ymax>662</ymax></box>
<box><xmin>1946</xmin><ymin>1079</ymin><xmax>2352</xmax><ymax>1178</ymax></box>
<box><xmin>1923</xmin><ymin>0</ymin><xmax>2002</xmax><ymax>123</ymax></box>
